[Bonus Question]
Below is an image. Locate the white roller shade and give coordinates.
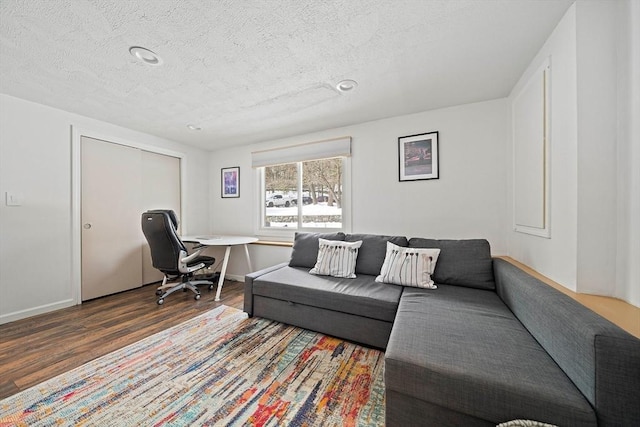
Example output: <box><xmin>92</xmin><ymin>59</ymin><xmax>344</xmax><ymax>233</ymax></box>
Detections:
<box><xmin>251</xmin><ymin>136</ymin><xmax>351</xmax><ymax>168</ymax></box>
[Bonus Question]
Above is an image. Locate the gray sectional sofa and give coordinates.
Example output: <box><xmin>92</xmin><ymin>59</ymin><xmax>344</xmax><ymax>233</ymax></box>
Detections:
<box><xmin>244</xmin><ymin>232</ymin><xmax>640</xmax><ymax>426</ymax></box>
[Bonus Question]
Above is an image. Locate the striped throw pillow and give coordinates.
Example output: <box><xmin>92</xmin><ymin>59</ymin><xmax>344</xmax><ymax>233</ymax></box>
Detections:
<box><xmin>375</xmin><ymin>242</ymin><xmax>441</xmax><ymax>288</ymax></box>
<box><xmin>310</xmin><ymin>239</ymin><xmax>363</xmax><ymax>278</ymax></box>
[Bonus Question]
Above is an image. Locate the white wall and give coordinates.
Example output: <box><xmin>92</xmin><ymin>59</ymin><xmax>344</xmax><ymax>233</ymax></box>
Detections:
<box><xmin>508</xmin><ymin>1</ymin><xmax>639</xmax><ymax>306</ymax></box>
<box><xmin>508</xmin><ymin>3</ymin><xmax>579</xmax><ymax>290</ymax></box>
<box><xmin>575</xmin><ymin>0</ymin><xmax>619</xmax><ymax>297</ymax></box>
<box><xmin>616</xmin><ymin>0</ymin><xmax>640</xmax><ymax>307</ymax></box>
<box><xmin>213</xmin><ymin>0</ymin><xmax>638</xmax><ymax>306</ymax></box>
<box><xmin>0</xmin><ymin>94</ymin><xmax>211</xmax><ymax>323</ymax></box>
<box><xmin>210</xmin><ymin>98</ymin><xmax>509</xmax><ymax>278</ymax></box>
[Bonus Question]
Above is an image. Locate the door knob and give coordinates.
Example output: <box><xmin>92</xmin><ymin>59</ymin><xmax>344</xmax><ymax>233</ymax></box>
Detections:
<box><xmin>83</xmin><ymin>223</ymin><xmax>92</xmax><ymax>229</ymax></box>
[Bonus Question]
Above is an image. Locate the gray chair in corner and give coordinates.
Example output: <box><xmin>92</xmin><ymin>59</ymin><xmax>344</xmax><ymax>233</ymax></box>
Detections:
<box><xmin>141</xmin><ymin>209</ymin><xmax>216</xmax><ymax>305</ymax></box>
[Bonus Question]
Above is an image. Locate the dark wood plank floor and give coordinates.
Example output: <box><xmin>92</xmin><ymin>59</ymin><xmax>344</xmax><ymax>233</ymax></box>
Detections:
<box><xmin>0</xmin><ymin>280</ymin><xmax>244</xmax><ymax>400</ymax></box>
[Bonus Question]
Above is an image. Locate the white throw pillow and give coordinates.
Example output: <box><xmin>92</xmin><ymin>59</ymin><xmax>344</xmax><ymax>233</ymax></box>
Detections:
<box><xmin>375</xmin><ymin>242</ymin><xmax>441</xmax><ymax>288</ymax></box>
<box><xmin>310</xmin><ymin>238</ymin><xmax>363</xmax><ymax>278</ymax></box>
<box><xmin>498</xmin><ymin>421</ymin><xmax>558</xmax><ymax>427</ymax></box>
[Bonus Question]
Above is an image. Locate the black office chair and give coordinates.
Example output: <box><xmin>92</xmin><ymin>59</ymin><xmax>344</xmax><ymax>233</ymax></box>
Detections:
<box><xmin>141</xmin><ymin>210</ymin><xmax>215</xmax><ymax>305</ymax></box>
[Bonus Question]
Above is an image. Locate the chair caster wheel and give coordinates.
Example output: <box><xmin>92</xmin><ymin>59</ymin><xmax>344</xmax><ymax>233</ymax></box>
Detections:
<box><xmin>156</xmin><ymin>289</ymin><xmax>162</xmax><ymax>296</ymax></box>
<box><xmin>194</xmin><ymin>294</ymin><xmax>201</xmax><ymax>300</ymax></box>
<box><xmin>208</xmin><ymin>284</ymin><xmax>214</xmax><ymax>290</ymax></box>
<box><xmin>157</xmin><ymin>298</ymin><xmax>164</xmax><ymax>305</ymax></box>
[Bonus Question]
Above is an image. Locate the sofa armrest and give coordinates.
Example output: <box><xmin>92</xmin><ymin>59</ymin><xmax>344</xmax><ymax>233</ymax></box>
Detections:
<box><xmin>244</xmin><ymin>262</ymin><xmax>289</xmax><ymax>316</ymax></box>
<box><xmin>494</xmin><ymin>258</ymin><xmax>640</xmax><ymax>426</ymax></box>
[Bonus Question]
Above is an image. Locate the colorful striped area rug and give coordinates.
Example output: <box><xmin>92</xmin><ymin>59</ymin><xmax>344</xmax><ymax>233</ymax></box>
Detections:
<box><xmin>0</xmin><ymin>305</ymin><xmax>385</xmax><ymax>426</ymax></box>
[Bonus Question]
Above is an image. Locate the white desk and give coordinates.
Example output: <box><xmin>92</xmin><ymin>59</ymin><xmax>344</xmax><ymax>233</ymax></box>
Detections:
<box><xmin>181</xmin><ymin>235</ymin><xmax>259</xmax><ymax>301</ymax></box>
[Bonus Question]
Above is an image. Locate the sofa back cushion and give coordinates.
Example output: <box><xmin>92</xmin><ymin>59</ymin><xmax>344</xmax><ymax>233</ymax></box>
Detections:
<box><xmin>289</xmin><ymin>232</ymin><xmax>346</xmax><ymax>268</ymax></box>
<box><xmin>408</xmin><ymin>238</ymin><xmax>495</xmax><ymax>290</ymax></box>
<box><xmin>346</xmin><ymin>234</ymin><xmax>408</xmax><ymax>276</ymax></box>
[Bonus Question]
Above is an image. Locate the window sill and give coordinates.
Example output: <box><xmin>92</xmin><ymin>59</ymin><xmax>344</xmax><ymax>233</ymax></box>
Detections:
<box><xmin>252</xmin><ymin>240</ymin><xmax>293</xmax><ymax>247</ymax></box>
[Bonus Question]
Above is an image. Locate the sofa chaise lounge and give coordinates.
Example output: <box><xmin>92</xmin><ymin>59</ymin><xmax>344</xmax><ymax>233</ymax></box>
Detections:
<box><xmin>244</xmin><ymin>232</ymin><xmax>640</xmax><ymax>426</ymax></box>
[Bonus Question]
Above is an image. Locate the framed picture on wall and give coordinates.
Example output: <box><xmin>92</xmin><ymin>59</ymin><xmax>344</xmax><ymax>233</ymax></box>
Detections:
<box><xmin>221</xmin><ymin>166</ymin><xmax>240</xmax><ymax>198</ymax></box>
<box><xmin>398</xmin><ymin>131</ymin><xmax>439</xmax><ymax>181</ymax></box>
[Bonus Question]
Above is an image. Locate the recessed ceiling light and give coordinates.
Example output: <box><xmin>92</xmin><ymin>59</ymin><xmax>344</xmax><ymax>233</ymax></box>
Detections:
<box><xmin>335</xmin><ymin>79</ymin><xmax>358</xmax><ymax>93</ymax></box>
<box><xmin>129</xmin><ymin>46</ymin><xmax>163</xmax><ymax>66</ymax></box>
<box><xmin>186</xmin><ymin>124</ymin><xmax>201</xmax><ymax>131</ymax></box>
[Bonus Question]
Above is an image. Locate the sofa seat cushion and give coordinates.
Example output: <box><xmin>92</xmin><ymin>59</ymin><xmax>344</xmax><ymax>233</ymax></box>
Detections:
<box><xmin>252</xmin><ymin>266</ymin><xmax>402</xmax><ymax>322</ymax></box>
<box><xmin>385</xmin><ymin>286</ymin><xmax>597</xmax><ymax>427</ymax></box>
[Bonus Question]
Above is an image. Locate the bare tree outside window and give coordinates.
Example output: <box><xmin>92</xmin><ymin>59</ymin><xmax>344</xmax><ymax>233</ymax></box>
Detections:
<box><xmin>263</xmin><ymin>158</ymin><xmax>343</xmax><ymax>229</ymax></box>
<box><xmin>303</xmin><ymin>158</ymin><xmax>342</xmax><ymax>207</ymax></box>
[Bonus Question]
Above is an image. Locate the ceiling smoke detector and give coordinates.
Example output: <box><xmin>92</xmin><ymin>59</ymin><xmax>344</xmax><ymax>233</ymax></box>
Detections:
<box><xmin>335</xmin><ymin>79</ymin><xmax>358</xmax><ymax>93</ymax></box>
<box><xmin>129</xmin><ymin>46</ymin><xmax>163</xmax><ymax>66</ymax></box>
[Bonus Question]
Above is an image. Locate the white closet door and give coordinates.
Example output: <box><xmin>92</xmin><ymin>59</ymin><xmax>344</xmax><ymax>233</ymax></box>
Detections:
<box><xmin>141</xmin><ymin>150</ymin><xmax>181</xmax><ymax>284</ymax></box>
<box><xmin>81</xmin><ymin>137</ymin><xmax>143</xmax><ymax>300</ymax></box>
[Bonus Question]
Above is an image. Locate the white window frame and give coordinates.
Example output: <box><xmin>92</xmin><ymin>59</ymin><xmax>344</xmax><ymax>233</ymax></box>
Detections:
<box><xmin>253</xmin><ymin>138</ymin><xmax>352</xmax><ymax>240</ymax></box>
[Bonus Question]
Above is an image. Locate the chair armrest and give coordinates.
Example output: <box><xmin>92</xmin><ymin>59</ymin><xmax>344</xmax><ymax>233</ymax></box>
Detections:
<box><xmin>181</xmin><ymin>249</ymin><xmax>203</xmax><ymax>264</ymax></box>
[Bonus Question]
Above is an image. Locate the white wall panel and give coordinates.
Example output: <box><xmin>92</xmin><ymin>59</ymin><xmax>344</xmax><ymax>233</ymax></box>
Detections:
<box><xmin>512</xmin><ymin>59</ymin><xmax>550</xmax><ymax>235</ymax></box>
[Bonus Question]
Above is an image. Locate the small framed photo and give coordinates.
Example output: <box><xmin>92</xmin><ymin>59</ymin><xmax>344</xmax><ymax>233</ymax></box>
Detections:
<box><xmin>221</xmin><ymin>166</ymin><xmax>240</xmax><ymax>198</ymax></box>
<box><xmin>398</xmin><ymin>131</ymin><xmax>439</xmax><ymax>181</ymax></box>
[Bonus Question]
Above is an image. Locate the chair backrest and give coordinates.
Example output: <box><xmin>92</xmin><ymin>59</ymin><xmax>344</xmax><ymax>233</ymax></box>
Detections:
<box><xmin>141</xmin><ymin>210</ymin><xmax>187</xmax><ymax>274</ymax></box>
<box><xmin>145</xmin><ymin>209</ymin><xmax>179</xmax><ymax>228</ymax></box>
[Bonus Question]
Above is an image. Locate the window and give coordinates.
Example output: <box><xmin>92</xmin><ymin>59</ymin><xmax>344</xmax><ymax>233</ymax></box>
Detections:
<box><xmin>253</xmin><ymin>137</ymin><xmax>351</xmax><ymax>236</ymax></box>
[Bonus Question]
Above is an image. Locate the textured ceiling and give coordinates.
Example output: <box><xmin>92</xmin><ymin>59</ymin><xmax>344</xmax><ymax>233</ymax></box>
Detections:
<box><xmin>0</xmin><ymin>0</ymin><xmax>573</xmax><ymax>150</ymax></box>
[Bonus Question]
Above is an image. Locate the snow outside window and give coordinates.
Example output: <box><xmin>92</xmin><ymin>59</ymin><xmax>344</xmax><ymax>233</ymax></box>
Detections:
<box><xmin>257</xmin><ymin>156</ymin><xmax>352</xmax><ymax>237</ymax></box>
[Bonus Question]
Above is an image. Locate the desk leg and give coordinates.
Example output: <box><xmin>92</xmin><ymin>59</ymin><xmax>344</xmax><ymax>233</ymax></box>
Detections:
<box><xmin>215</xmin><ymin>245</ymin><xmax>232</xmax><ymax>301</ymax></box>
<box><xmin>243</xmin><ymin>244</ymin><xmax>253</xmax><ymax>271</ymax></box>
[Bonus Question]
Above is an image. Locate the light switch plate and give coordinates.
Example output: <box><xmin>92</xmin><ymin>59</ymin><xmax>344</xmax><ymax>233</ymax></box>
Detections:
<box><xmin>5</xmin><ymin>191</ymin><xmax>23</xmax><ymax>206</ymax></box>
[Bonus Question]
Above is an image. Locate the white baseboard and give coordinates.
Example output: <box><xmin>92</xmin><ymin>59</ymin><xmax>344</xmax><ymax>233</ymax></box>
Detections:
<box><xmin>0</xmin><ymin>299</ymin><xmax>76</xmax><ymax>325</ymax></box>
<box><xmin>0</xmin><ymin>275</ymin><xmax>246</xmax><ymax>325</ymax></box>
<box><xmin>224</xmin><ymin>274</ymin><xmax>245</xmax><ymax>282</ymax></box>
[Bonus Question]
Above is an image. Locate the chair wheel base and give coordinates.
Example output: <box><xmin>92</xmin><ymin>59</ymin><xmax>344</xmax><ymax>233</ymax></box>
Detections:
<box><xmin>194</xmin><ymin>294</ymin><xmax>201</xmax><ymax>300</ymax></box>
<box><xmin>157</xmin><ymin>298</ymin><xmax>164</xmax><ymax>305</ymax></box>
